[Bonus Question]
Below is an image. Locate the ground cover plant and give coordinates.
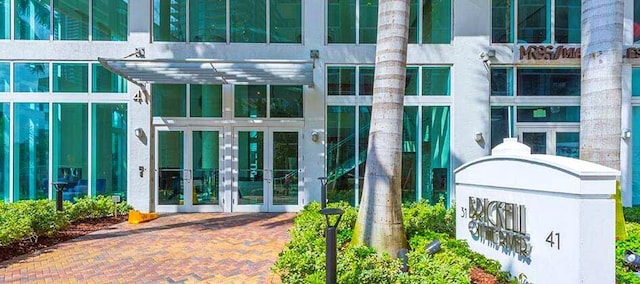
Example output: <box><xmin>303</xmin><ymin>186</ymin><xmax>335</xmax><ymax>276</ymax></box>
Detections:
<box><xmin>0</xmin><ymin>196</ymin><xmax>132</xmax><ymax>263</ymax></box>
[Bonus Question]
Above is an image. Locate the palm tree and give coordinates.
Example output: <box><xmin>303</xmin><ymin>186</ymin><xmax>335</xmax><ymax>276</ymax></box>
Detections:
<box><xmin>580</xmin><ymin>1</ymin><xmax>623</xmax><ymax>171</ymax></box>
<box><xmin>351</xmin><ymin>0</ymin><xmax>410</xmax><ymax>257</ymax></box>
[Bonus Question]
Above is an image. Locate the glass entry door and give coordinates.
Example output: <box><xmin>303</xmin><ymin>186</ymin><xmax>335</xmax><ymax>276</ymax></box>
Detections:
<box><xmin>517</xmin><ymin>127</ymin><xmax>579</xmax><ymax>158</ymax></box>
<box><xmin>156</xmin><ymin>128</ymin><xmax>222</xmax><ymax>212</ymax></box>
<box><xmin>233</xmin><ymin>128</ymin><xmax>301</xmax><ymax>212</ymax></box>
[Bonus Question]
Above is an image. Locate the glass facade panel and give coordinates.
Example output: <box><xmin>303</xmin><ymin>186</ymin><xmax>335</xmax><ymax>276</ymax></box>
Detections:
<box><xmin>190</xmin><ymin>85</ymin><xmax>222</xmax><ymax>117</ymax></box>
<box><xmin>54</xmin><ymin>0</ymin><xmax>89</xmax><ymax>40</ymax></box>
<box><xmin>270</xmin><ymin>0</ymin><xmax>302</xmax><ymax>43</ymax></box>
<box><xmin>0</xmin><ymin>63</ymin><xmax>8</xmax><ymax>92</ymax></box>
<box><xmin>422</xmin><ymin>67</ymin><xmax>450</xmax><ymax>96</ymax></box>
<box><xmin>270</xmin><ymin>85</ymin><xmax>303</xmax><ymax>118</ymax></box>
<box><xmin>516</xmin><ymin>106</ymin><xmax>579</xmax><ymax>122</ymax></box>
<box><xmin>522</xmin><ymin>132</ymin><xmax>546</xmax><ymax>154</ymax></box>
<box><xmin>92</xmin><ymin>104</ymin><xmax>127</xmax><ymax>199</ymax></box>
<box><xmin>423</xmin><ymin>0</ymin><xmax>451</xmax><ymax>43</ymax></box>
<box><xmin>517</xmin><ymin>68</ymin><xmax>580</xmax><ymax>96</ymax></box>
<box><xmin>327</xmin><ymin>0</ymin><xmax>356</xmax><ymax>43</ymax></box>
<box><xmin>326</xmin><ymin>106</ymin><xmax>356</xmax><ymax>205</ymax></box>
<box><xmin>237</xmin><ymin>131</ymin><xmax>264</xmax><ymax>205</ymax></box>
<box><xmin>636</xmin><ymin>0</ymin><xmax>640</xmax><ymax>43</ymax></box>
<box><xmin>1</xmin><ymin>0</ymin><xmax>9</xmax><ymax>39</ymax></box>
<box><xmin>633</xmin><ymin>68</ymin><xmax>640</xmax><ymax>97</ymax></box>
<box><xmin>556</xmin><ymin>132</ymin><xmax>579</xmax><ymax>158</ymax></box>
<box><xmin>359</xmin><ymin>0</ymin><xmax>378</xmax><ymax>44</ymax></box>
<box><xmin>53</xmin><ymin>104</ymin><xmax>88</xmax><ymax>201</ymax></box>
<box><xmin>193</xmin><ymin>131</ymin><xmax>219</xmax><ymax>205</ymax></box>
<box><xmin>230</xmin><ymin>0</ymin><xmax>266</xmax><ymax>43</ymax></box>
<box><xmin>357</xmin><ymin>106</ymin><xmax>371</xmax><ymax>203</ymax></box>
<box><xmin>158</xmin><ymin>131</ymin><xmax>183</xmax><ymax>205</ymax></box>
<box><xmin>406</xmin><ymin>67</ymin><xmax>419</xmax><ymax>96</ymax></box>
<box><xmin>491</xmin><ymin>107</ymin><xmax>510</xmax><ymax>149</ymax></box>
<box><xmin>93</xmin><ymin>0</ymin><xmax>128</xmax><ymax>41</ymax></box>
<box><xmin>189</xmin><ymin>0</ymin><xmax>225</xmax><ymax>42</ymax></box>
<box><xmin>633</xmin><ymin>107</ymin><xmax>640</xmax><ymax>205</ymax></box>
<box><xmin>14</xmin><ymin>63</ymin><xmax>49</xmax><ymax>92</ymax></box>
<box><xmin>152</xmin><ymin>84</ymin><xmax>186</xmax><ymax>117</ymax></box>
<box><xmin>408</xmin><ymin>0</ymin><xmax>419</xmax><ymax>43</ymax></box>
<box><xmin>327</xmin><ymin>67</ymin><xmax>356</xmax><ymax>96</ymax></box>
<box><xmin>422</xmin><ymin>106</ymin><xmax>450</xmax><ymax>204</ymax></box>
<box><xmin>272</xmin><ymin>132</ymin><xmax>298</xmax><ymax>205</ymax></box>
<box><xmin>92</xmin><ymin>63</ymin><xmax>127</xmax><ymax>93</ymax></box>
<box><xmin>153</xmin><ymin>0</ymin><xmax>186</xmax><ymax>42</ymax></box>
<box><xmin>491</xmin><ymin>68</ymin><xmax>513</xmax><ymax>96</ymax></box>
<box><xmin>492</xmin><ymin>0</ymin><xmax>513</xmax><ymax>43</ymax></box>
<box><xmin>235</xmin><ymin>85</ymin><xmax>267</xmax><ymax>118</ymax></box>
<box><xmin>518</xmin><ymin>0</ymin><xmax>549</xmax><ymax>43</ymax></box>
<box><xmin>554</xmin><ymin>0</ymin><xmax>580</xmax><ymax>43</ymax></box>
<box><xmin>15</xmin><ymin>0</ymin><xmax>51</xmax><ymax>40</ymax></box>
<box><xmin>359</xmin><ymin>67</ymin><xmax>374</xmax><ymax>96</ymax></box>
<box><xmin>0</xmin><ymin>104</ymin><xmax>8</xmax><ymax>202</ymax></box>
<box><xmin>402</xmin><ymin>106</ymin><xmax>418</xmax><ymax>203</ymax></box>
<box><xmin>14</xmin><ymin>103</ymin><xmax>49</xmax><ymax>201</ymax></box>
<box><xmin>53</xmin><ymin>63</ymin><xmax>87</xmax><ymax>92</ymax></box>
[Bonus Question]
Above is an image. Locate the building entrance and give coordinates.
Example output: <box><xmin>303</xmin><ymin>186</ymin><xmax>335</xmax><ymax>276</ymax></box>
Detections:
<box><xmin>517</xmin><ymin>126</ymin><xmax>580</xmax><ymax>158</ymax></box>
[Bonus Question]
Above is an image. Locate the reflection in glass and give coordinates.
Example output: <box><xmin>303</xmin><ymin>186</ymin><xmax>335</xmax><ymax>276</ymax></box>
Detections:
<box><xmin>522</xmin><ymin>132</ymin><xmax>546</xmax><ymax>154</ymax></box>
<box><xmin>235</xmin><ymin>85</ymin><xmax>267</xmax><ymax>118</ymax></box>
<box><xmin>92</xmin><ymin>64</ymin><xmax>127</xmax><ymax>93</ymax></box>
<box><xmin>422</xmin><ymin>67</ymin><xmax>450</xmax><ymax>96</ymax></box>
<box><xmin>422</xmin><ymin>106</ymin><xmax>450</xmax><ymax>204</ymax></box>
<box><xmin>408</xmin><ymin>0</ymin><xmax>419</xmax><ymax>43</ymax></box>
<box><xmin>327</xmin><ymin>0</ymin><xmax>356</xmax><ymax>43</ymax></box>
<box><xmin>1</xmin><ymin>0</ymin><xmax>9</xmax><ymax>39</ymax></box>
<box><xmin>402</xmin><ymin>107</ymin><xmax>418</xmax><ymax>203</ymax></box>
<box><xmin>517</xmin><ymin>106</ymin><xmax>579</xmax><ymax>122</ymax></box>
<box><xmin>406</xmin><ymin>67</ymin><xmax>419</xmax><ymax>96</ymax></box>
<box><xmin>423</xmin><ymin>0</ymin><xmax>451</xmax><ymax>43</ymax></box>
<box><xmin>556</xmin><ymin>132</ymin><xmax>579</xmax><ymax>158</ymax></box>
<box><xmin>273</xmin><ymin>132</ymin><xmax>298</xmax><ymax>205</ymax></box>
<box><xmin>153</xmin><ymin>0</ymin><xmax>186</xmax><ymax>42</ymax></box>
<box><xmin>326</xmin><ymin>106</ymin><xmax>356</xmax><ymax>206</ymax></box>
<box><xmin>491</xmin><ymin>68</ymin><xmax>513</xmax><ymax>96</ymax></box>
<box><xmin>193</xmin><ymin>131</ymin><xmax>219</xmax><ymax>205</ymax></box>
<box><xmin>152</xmin><ymin>84</ymin><xmax>186</xmax><ymax>117</ymax></box>
<box><xmin>359</xmin><ymin>0</ymin><xmax>378</xmax><ymax>44</ymax></box>
<box><xmin>492</xmin><ymin>0</ymin><xmax>513</xmax><ymax>43</ymax></box>
<box><xmin>0</xmin><ymin>63</ymin><xmax>9</xmax><ymax>92</ymax></box>
<box><xmin>191</xmin><ymin>85</ymin><xmax>222</xmax><ymax>117</ymax></box>
<box><xmin>270</xmin><ymin>86</ymin><xmax>303</xmax><ymax>118</ymax></box>
<box><xmin>238</xmin><ymin>131</ymin><xmax>264</xmax><ymax>205</ymax></box>
<box><xmin>632</xmin><ymin>68</ymin><xmax>640</xmax><ymax>97</ymax></box>
<box><xmin>517</xmin><ymin>68</ymin><xmax>580</xmax><ymax>96</ymax></box>
<box><xmin>15</xmin><ymin>0</ymin><xmax>51</xmax><ymax>40</ymax></box>
<box><xmin>632</xmin><ymin>107</ymin><xmax>640</xmax><ymax>204</ymax></box>
<box><xmin>158</xmin><ymin>131</ymin><xmax>183</xmax><ymax>205</ymax></box>
<box><xmin>93</xmin><ymin>0</ymin><xmax>128</xmax><ymax>41</ymax></box>
<box><xmin>92</xmin><ymin>104</ymin><xmax>127</xmax><ymax>199</ymax></box>
<box><xmin>359</xmin><ymin>67</ymin><xmax>374</xmax><ymax>96</ymax></box>
<box><xmin>14</xmin><ymin>63</ymin><xmax>49</xmax><ymax>92</ymax></box>
<box><xmin>491</xmin><ymin>107</ymin><xmax>511</xmax><ymax>149</ymax></box>
<box><xmin>327</xmin><ymin>67</ymin><xmax>356</xmax><ymax>96</ymax></box>
<box><xmin>14</xmin><ymin>103</ymin><xmax>49</xmax><ymax>201</ymax></box>
<box><xmin>358</xmin><ymin>106</ymin><xmax>372</xmax><ymax>204</ymax></box>
<box><xmin>0</xmin><ymin>103</ymin><xmax>8</xmax><ymax>202</ymax></box>
<box><xmin>53</xmin><ymin>104</ymin><xmax>88</xmax><ymax>201</ymax></box>
<box><xmin>230</xmin><ymin>0</ymin><xmax>266</xmax><ymax>43</ymax></box>
<box><xmin>555</xmin><ymin>0</ymin><xmax>580</xmax><ymax>43</ymax></box>
<box><xmin>54</xmin><ymin>0</ymin><xmax>89</xmax><ymax>40</ymax></box>
<box><xmin>189</xmin><ymin>0</ymin><xmax>225</xmax><ymax>42</ymax></box>
<box><xmin>53</xmin><ymin>63</ymin><xmax>88</xmax><ymax>92</ymax></box>
<box><xmin>518</xmin><ymin>0</ymin><xmax>548</xmax><ymax>43</ymax></box>
<box><xmin>270</xmin><ymin>0</ymin><xmax>302</xmax><ymax>43</ymax></box>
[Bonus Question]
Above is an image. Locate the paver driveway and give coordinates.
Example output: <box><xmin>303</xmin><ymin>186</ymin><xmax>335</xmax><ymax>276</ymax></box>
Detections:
<box><xmin>0</xmin><ymin>213</ymin><xmax>296</xmax><ymax>283</ymax></box>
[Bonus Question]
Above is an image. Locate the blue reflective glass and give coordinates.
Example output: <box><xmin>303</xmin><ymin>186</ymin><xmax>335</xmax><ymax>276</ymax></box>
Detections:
<box><xmin>422</xmin><ymin>106</ymin><xmax>450</xmax><ymax>204</ymax></box>
<box><xmin>14</xmin><ymin>103</ymin><xmax>50</xmax><ymax>201</ymax></box>
<box><xmin>491</xmin><ymin>68</ymin><xmax>513</xmax><ymax>96</ymax></box>
<box><xmin>516</xmin><ymin>106</ymin><xmax>579</xmax><ymax>122</ymax></box>
<box><xmin>92</xmin><ymin>103</ymin><xmax>127</xmax><ymax>199</ymax></box>
<box><xmin>54</xmin><ymin>0</ymin><xmax>89</xmax><ymax>40</ymax></box>
<box><xmin>517</xmin><ymin>68</ymin><xmax>580</xmax><ymax>96</ymax></box>
<box><xmin>93</xmin><ymin>0</ymin><xmax>128</xmax><ymax>41</ymax></box>
<box><xmin>14</xmin><ymin>63</ymin><xmax>49</xmax><ymax>92</ymax></box>
<box><xmin>0</xmin><ymin>63</ymin><xmax>8</xmax><ymax>92</ymax></box>
<box><xmin>15</xmin><ymin>0</ymin><xmax>51</xmax><ymax>40</ymax></box>
<box><xmin>326</xmin><ymin>106</ymin><xmax>356</xmax><ymax>206</ymax></box>
<box><xmin>0</xmin><ymin>103</ymin><xmax>8</xmax><ymax>202</ymax></box>
<box><xmin>53</xmin><ymin>104</ymin><xmax>88</xmax><ymax>201</ymax></box>
<box><xmin>0</xmin><ymin>0</ymin><xmax>9</xmax><ymax>39</ymax></box>
<box><xmin>53</xmin><ymin>63</ymin><xmax>88</xmax><ymax>92</ymax></box>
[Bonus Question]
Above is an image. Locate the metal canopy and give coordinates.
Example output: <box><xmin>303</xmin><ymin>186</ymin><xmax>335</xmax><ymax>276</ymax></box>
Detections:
<box><xmin>97</xmin><ymin>58</ymin><xmax>314</xmax><ymax>87</ymax></box>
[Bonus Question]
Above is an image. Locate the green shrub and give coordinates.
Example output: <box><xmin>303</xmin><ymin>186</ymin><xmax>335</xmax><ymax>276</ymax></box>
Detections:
<box><xmin>403</xmin><ymin>199</ymin><xmax>456</xmax><ymax>238</ymax></box>
<box><xmin>624</xmin><ymin>207</ymin><xmax>640</xmax><ymax>224</ymax></box>
<box><xmin>338</xmin><ymin>244</ymin><xmax>401</xmax><ymax>284</ymax></box>
<box><xmin>9</xmin><ymin>200</ymin><xmax>69</xmax><ymax>237</ymax></box>
<box><xmin>65</xmin><ymin>195</ymin><xmax>133</xmax><ymax>222</ymax></box>
<box><xmin>616</xmin><ymin>222</ymin><xmax>640</xmax><ymax>283</ymax></box>
<box><xmin>0</xmin><ymin>202</ymin><xmax>32</xmax><ymax>245</ymax></box>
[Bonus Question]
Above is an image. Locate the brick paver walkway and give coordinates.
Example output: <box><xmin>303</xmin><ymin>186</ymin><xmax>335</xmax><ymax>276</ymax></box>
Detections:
<box><xmin>0</xmin><ymin>213</ymin><xmax>296</xmax><ymax>283</ymax></box>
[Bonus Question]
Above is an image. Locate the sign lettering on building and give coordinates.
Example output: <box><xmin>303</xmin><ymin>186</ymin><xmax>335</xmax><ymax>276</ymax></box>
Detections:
<box><xmin>519</xmin><ymin>45</ymin><xmax>581</xmax><ymax>60</ymax></box>
<box><xmin>627</xmin><ymin>48</ymin><xmax>640</xmax><ymax>59</ymax></box>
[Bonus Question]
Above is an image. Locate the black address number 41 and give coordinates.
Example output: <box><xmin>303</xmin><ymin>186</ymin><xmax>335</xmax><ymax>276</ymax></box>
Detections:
<box><xmin>546</xmin><ymin>231</ymin><xmax>560</xmax><ymax>250</ymax></box>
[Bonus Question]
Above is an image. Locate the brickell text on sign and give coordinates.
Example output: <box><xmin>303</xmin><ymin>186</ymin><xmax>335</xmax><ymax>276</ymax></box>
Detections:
<box><xmin>519</xmin><ymin>45</ymin><xmax>580</xmax><ymax>60</ymax></box>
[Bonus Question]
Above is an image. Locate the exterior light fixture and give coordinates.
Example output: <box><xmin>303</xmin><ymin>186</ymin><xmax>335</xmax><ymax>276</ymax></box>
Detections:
<box><xmin>426</xmin><ymin>239</ymin><xmax>441</xmax><ymax>255</ymax></box>
<box><xmin>320</xmin><ymin>208</ymin><xmax>344</xmax><ymax>284</ymax></box>
<box><xmin>622</xmin><ymin>129</ymin><xmax>632</xmax><ymax>139</ymax></box>
<box><xmin>624</xmin><ymin>250</ymin><xmax>640</xmax><ymax>272</ymax></box>
<box><xmin>134</xmin><ymin>128</ymin><xmax>144</xmax><ymax>138</ymax></box>
<box><xmin>311</xmin><ymin>131</ymin><xmax>320</xmax><ymax>142</ymax></box>
<box><xmin>474</xmin><ymin>132</ymin><xmax>483</xmax><ymax>143</ymax></box>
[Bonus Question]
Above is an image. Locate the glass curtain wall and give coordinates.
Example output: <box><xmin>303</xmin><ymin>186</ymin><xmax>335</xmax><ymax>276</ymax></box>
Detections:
<box><xmin>14</xmin><ymin>0</ymin><xmax>51</xmax><ymax>40</ymax></box>
<box><xmin>270</xmin><ymin>86</ymin><xmax>303</xmax><ymax>118</ymax></box>
<box><xmin>270</xmin><ymin>0</ymin><xmax>302</xmax><ymax>43</ymax></box>
<box><xmin>0</xmin><ymin>104</ymin><xmax>8</xmax><ymax>202</ymax></box>
<box><xmin>53</xmin><ymin>0</ymin><xmax>89</xmax><ymax>40</ymax></box>
<box><xmin>92</xmin><ymin>64</ymin><xmax>127</xmax><ymax>93</ymax></box>
<box><xmin>189</xmin><ymin>0</ymin><xmax>225</xmax><ymax>42</ymax></box>
<box><xmin>193</xmin><ymin>131</ymin><xmax>219</xmax><ymax>205</ymax></box>
<box><xmin>152</xmin><ymin>84</ymin><xmax>186</xmax><ymax>117</ymax></box>
<box><xmin>190</xmin><ymin>85</ymin><xmax>222</xmax><ymax>117</ymax></box>
<box><xmin>422</xmin><ymin>0</ymin><xmax>451</xmax><ymax>43</ymax></box>
<box><xmin>422</xmin><ymin>106</ymin><xmax>450</xmax><ymax>204</ymax></box>
<box><xmin>234</xmin><ymin>85</ymin><xmax>267</xmax><ymax>117</ymax></box>
<box><xmin>359</xmin><ymin>0</ymin><xmax>378</xmax><ymax>44</ymax></box>
<box><xmin>92</xmin><ymin>104</ymin><xmax>127</xmax><ymax>198</ymax></box>
<box><xmin>14</xmin><ymin>63</ymin><xmax>49</xmax><ymax>92</ymax></box>
<box><xmin>326</xmin><ymin>106</ymin><xmax>356</xmax><ymax>205</ymax></box>
<box><xmin>53</xmin><ymin>63</ymin><xmax>88</xmax><ymax>92</ymax></box>
<box><xmin>92</xmin><ymin>0</ymin><xmax>128</xmax><ymax>41</ymax></box>
<box><xmin>1</xmin><ymin>0</ymin><xmax>10</xmax><ymax>39</ymax></box>
<box><xmin>153</xmin><ymin>0</ymin><xmax>187</xmax><ymax>41</ymax></box>
<box><xmin>230</xmin><ymin>0</ymin><xmax>266</xmax><ymax>43</ymax></box>
<box><xmin>327</xmin><ymin>0</ymin><xmax>356</xmax><ymax>43</ymax></box>
<box><xmin>14</xmin><ymin>103</ymin><xmax>49</xmax><ymax>201</ymax></box>
<box><xmin>53</xmin><ymin>104</ymin><xmax>88</xmax><ymax>201</ymax></box>
<box><xmin>634</xmin><ymin>107</ymin><xmax>640</xmax><ymax>205</ymax></box>
<box><xmin>494</xmin><ymin>0</ymin><xmax>580</xmax><ymax>43</ymax></box>
<box><xmin>0</xmin><ymin>63</ymin><xmax>8</xmax><ymax>91</ymax></box>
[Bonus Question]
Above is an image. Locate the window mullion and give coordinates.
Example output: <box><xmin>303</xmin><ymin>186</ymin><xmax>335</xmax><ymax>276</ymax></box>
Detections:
<box><xmin>355</xmin><ymin>0</ymin><xmax>360</xmax><ymax>44</ymax></box>
<box><xmin>266</xmin><ymin>0</ymin><xmax>270</xmax><ymax>44</ymax></box>
<box><xmin>549</xmin><ymin>0</ymin><xmax>555</xmax><ymax>43</ymax></box>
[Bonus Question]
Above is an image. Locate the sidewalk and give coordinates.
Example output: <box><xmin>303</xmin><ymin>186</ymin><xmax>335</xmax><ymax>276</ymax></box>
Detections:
<box><xmin>0</xmin><ymin>213</ymin><xmax>296</xmax><ymax>283</ymax></box>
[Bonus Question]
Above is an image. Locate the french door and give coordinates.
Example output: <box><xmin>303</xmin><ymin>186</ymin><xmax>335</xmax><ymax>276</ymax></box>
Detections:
<box><xmin>232</xmin><ymin>128</ymin><xmax>302</xmax><ymax>212</ymax></box>
<box><xmin>155</xmin><ymin>127</ymin><xmax>223</xmax><ymax>212</ymax></box>
<box><xmin>517</xmin><ymin>126</ymin><xmax>580</xmax><ymax>158</ymax></box>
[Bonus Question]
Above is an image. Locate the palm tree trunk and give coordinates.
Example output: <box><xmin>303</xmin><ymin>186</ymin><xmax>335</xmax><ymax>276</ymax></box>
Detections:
<box><xmin>351</xmin><ymin>0</ymin><xmax>409</xmax><ymax>257</ymax></box>
<box><xmin>580</xmin><ymin>0</ymin><xmax>623</xmax><ymax>170</ymax></box>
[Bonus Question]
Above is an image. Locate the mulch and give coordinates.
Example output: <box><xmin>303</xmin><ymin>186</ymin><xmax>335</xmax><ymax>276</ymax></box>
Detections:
<box><xmin>470</xmin><ymin>266</ymin><xmax>499</xmax><ymax>284</ymax></box>
<box><xmin>0</xmin><ymin>215</ymin><xmax>128</xmax><ymax>264</ymax></box>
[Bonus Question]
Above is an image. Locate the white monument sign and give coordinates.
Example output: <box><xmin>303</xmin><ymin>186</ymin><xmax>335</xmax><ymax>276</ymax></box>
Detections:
<box><xmin>455</xmin><ymin>138</ymin><xmax>618</xmax><ymax>283</ymax></box>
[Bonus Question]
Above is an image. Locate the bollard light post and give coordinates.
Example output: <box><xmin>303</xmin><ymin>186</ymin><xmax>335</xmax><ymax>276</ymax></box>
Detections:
<box><xmin>52</xmin><ymin>182</ymin><xmax>68</xmax><ymax>211</ymax></box>
<box><xmin>318</xmin><ymin>177</ymin><xmax>327</xmax><ymax>209</ymax></box>
<box><xmin>320</xmin><ymin>208</ymin><xmax>344</xmax><ymax>284</ymax></box>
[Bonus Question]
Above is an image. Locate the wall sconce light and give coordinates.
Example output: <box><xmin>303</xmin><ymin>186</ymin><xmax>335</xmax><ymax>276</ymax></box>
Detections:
<box><xmin>134</xmin><ymin>128</ymin><xmax>144</xmax><ymax>138</ymax></box>
<box><xmin>622</xmin><ymin>129</ymin><xmax>632</xmax><ymax>139</ymax></box>
<box><xmin>474</xmin><ymin>132</ymin><xmax>484</xmax><ymax>143</ymax></box>
<box><xmin>311</xmin><ymin>131</ymin><xmax>320</xmax><ymax>142</ymax></box>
